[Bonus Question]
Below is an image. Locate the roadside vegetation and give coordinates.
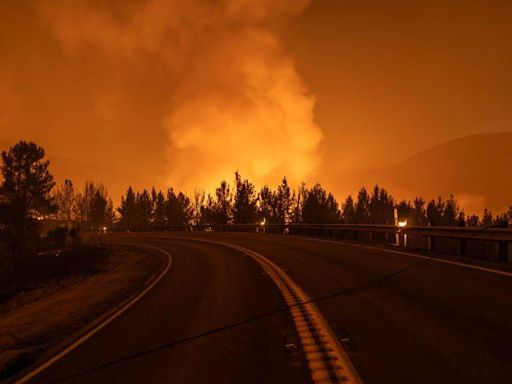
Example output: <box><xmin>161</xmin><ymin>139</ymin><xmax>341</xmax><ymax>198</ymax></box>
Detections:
<box><xmin>0</xmin><ymin>139</ymin><xmax>511</xmax><ymax>281</ymax></box>
<box><xmin>114</xmin><ymin>174</ymin><xmax>511</xmax><ymax>231</ymax></box>
<box><xmin>0</xmin><ymin>141</ymin><xmax>166</xmax><ymax>380</ymax></box>
<box><xmin>0</xmin><ymin>141</ymin><xmax>113</xmax><ymax>299</ymax></box>
<box><xmin>1</xmin><ymin>140</ymin><xmax>511</xmax><ymax>240</ymax></box>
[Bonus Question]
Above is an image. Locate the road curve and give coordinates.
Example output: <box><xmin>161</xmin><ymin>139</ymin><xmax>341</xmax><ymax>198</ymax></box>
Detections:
<box><xmin>21</xmin><ymin>236</ymin><xmax>309</xmax><ymax>384</ymax></box>
<box><xmin>18</xmin><ymin>232</ymin><xmax>512</xmax><ymax>383</ymax></box>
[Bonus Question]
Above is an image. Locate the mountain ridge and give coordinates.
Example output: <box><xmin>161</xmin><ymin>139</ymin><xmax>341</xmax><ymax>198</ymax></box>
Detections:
<box><xmin>346</xmin><ymin>132</ymin><xmax>512</xmax><ymax>214</ymax></box>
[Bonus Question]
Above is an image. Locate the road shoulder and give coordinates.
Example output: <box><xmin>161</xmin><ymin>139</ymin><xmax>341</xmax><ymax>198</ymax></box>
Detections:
<box><xmin>0</xmin><ymin>247</ymin><xmax>164</xmax><ymax>381</ymax></box>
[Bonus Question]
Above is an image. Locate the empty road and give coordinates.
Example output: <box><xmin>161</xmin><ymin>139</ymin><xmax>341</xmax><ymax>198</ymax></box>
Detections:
<box><xmin>17</xmin><ymin>232</ymin><xmax>512</xmax><ymax>383</ymax></box>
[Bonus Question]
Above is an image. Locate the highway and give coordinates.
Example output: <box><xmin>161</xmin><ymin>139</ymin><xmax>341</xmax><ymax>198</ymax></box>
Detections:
<box><xmin>18</xmin><ymin>232</ymin><xmax>512</xmax><ymax>383</ymax></box>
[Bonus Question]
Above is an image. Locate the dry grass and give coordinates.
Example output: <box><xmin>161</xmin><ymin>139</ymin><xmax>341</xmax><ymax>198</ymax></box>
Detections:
<box><xmin>0</xmin><ymin>248</ymin><xmax>157</xmax><ymax>378</ymax></box>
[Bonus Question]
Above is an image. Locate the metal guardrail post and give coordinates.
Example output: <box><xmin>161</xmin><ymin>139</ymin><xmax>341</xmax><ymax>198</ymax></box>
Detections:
<box><xmin>428</xmin><ymin>235</ymin><xmax>436</xmax><ymax>252</ymax></box>
<box><xmin>499</xmin><ymin>241</ymin><xmax>509</xmax><ymax>262</ymax></box>
<box><xmin>459</xmin><ymin>238</ymin><xmax>466</xmax><ymax>256</ymax></box>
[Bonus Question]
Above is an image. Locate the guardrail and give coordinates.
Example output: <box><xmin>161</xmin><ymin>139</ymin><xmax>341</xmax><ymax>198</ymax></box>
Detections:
<box><xmin>188</xmin><ymin>223</ymin><xmax>512</xmax><ymax>262</ymax></box>
<box><xmin>115</xmin><ymin>223</ymin><xmax>512</xmax><ymax>262</ymax></box>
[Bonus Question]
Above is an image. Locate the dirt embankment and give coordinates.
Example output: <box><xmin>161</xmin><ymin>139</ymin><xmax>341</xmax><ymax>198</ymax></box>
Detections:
<box><xmin>0</xmin><ymin>246</ymin><xmax>163</xmax><ymax>380</ymax></box>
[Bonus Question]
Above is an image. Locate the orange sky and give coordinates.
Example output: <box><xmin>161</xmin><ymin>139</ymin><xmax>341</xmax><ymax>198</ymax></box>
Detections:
<box><xmin>1</xmin><ymin>0</ymin><xmax>511</xmax><ymax>207</ymax></box>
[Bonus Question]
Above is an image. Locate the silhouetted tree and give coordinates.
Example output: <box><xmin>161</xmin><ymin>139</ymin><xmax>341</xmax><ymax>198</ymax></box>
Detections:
<box><xmin>413</xmin><ymin>197</ymin><xmax>427</xmax><ymax>226</ymax></box>
<box><xmin>258</xmin><ymin>185</ymin><xmax>275</xmax><ymax>223</ymax></box>
<box><xmin>427</xmin><ymin>197</ymin><xmax>444</xmax><ymax>226</ymax></box>
<box><xmin>177</xmin><ymin>192</ymin><xmax>193</xmax><ymax>225</ymax></box>
<box><xmin>482</xmin><ymin>208</ymin><xmax>494</xmax><ymax>227</ymax></box>
<box><xmin>193</xmin><ymin>188</ymin><xmax>205</xmax><ymax>225</ymax></box>
<box><xmin>151</xmin><ymin>187</ymin><xmax>158</xmax><ymax>212</ymax></box>
<box><xmin>200</xmin><ymin>194</ymin><xmax>217</xmax><ymax>225</ymax></box>
<box><xmin>290</xmin><ymin>182</ymin><xmax>306</xmax><ymax>223</ymax></box>
<box><xmin>117</xmin><ymin>187</ymin><xmax>136</xmax><ymax>230</ymax></box>
<box><xmin>342</xmin><ymin>195</ymin><xmax>356</xmax><ymax>224</ymax></box>
<box><xmin>466</xmin><ymin>214</ymin><xmax>479</xmax><ymax>227</ymax></box>
<box><xmin>55</xmin><ymin>179</ymin><xmax>77</xmax><ymax>222</ymax></box>
<box><xmin>369</xmin><ymin>185</ymin><xmax>394</xmax><ymax>224</ymax></box>
<box><xmin>274</xmin><ymin>177</ymin><xmax>292</xmax><ymax>224</ymax></box>
<box><xmin>76</xmin><ymin>181</ymin><xmax>95</xmax><ymax>224</ymax></box>
<box><xmin>443</xmin><ymin>195</ymin><xmax>459</xmax><ymax>226</ymax></box>
<box><xmin>166</xmin><ymin>188</ymin><xmax>193</xmax><ymax>226</ymax></box>
<box><xmin>0</xmin><ymin>141</ymin><xmax>56</xmax><ymax>269</ymax></box>
<box><xmin>135</xmin><ymin>189</ymin><xmax>153</xmax><ymax>229</ymax></box>
<box><xmin>495</xmin><ymin>207</ymin><xmax>512</xmax><ymax>227</ymax></box>
<box><xmin>153</xmin><ymin>190</ymin><xmax>167</xmax><ymax>228</ymax></box>
<box><xmin>355</xmin><ymin>187</ymin><xmax>370</xmax><ymax>224</ymax></box>
<box><xmin>396</xmin><ymin>200</ymin><xmax>414</xmax><ymax>224</ymax></box>
<box><xmin>89</xmin><ymin>190</ymin><xmax>109</xmax><ymax>229</ymax></box>
<box><xmin>212</xmin><ymin>180</ymin><xmax>232</xmax><ymax>224</ymax></box>
<box><xmin>76</xmin><ymin>182</ymin><xmax>111</xmax><ymax>229</ymax></box>
<box><xmin>233</xmin><ymin>172</ymin><xmax>258</xmax><ymax>224</ymax></box>
<box><xmin>426</xmin><ymin>195</ymin><xmax>460</xmax><ymax>226</ymax></box>
<box><xmin>302</xmin><ymin>183</ymin><xmax>340</xmax><ymax>223</ymax></box>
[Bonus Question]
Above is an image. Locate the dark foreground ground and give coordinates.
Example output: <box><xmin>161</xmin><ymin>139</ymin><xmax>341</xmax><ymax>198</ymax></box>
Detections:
<box><xmin>15</xmin><ymin>232</ymin><xmax>512</xmax><ymax>384</ymax></box>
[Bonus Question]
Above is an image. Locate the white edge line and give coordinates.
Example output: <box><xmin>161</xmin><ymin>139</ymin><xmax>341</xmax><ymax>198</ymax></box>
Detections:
<box><xmin>14</xmin><ymin>244</ymin><xmax>173</xmax><ymax>384</ymax></box>
<box><xmin>297</xmin><ymin>236</ymin><xmax>512</xmax><ymax>278</ymax></box>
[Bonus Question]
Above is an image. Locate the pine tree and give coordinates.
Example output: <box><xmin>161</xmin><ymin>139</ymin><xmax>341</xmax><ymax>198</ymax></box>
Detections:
<box><xmin>427</xmin><ymin>197</ymin><xmax>444</xmax><ymax>226</ymax></box>
<box><xmin>233</xmin><ymin>171</ymin><xmax>258</xmax><ymax>224</ymax></box>
<box><xmin>177</xmin><ymin>192</ymin><xmax>193</xmax><ymax>225</ymax></box>
<box><xmin>275</xmin><ymin>177</ymin><xmax>292</xmax><ymax>224</ymax></box>
<box><xmin>90</xmin><ymin>189</ymin><xmax>108</xmax><ymax>229</ymax></box>
<box><xmin>258</xmin><ymin>185</ymin><xmax>275</xmax><ymax>223</ymax></box>
<box><xmin>302</xmin><ymin>183</ymin><xmax>340</xmax><ymax>223</ymax></box>
<box><xmin>214</xmin><ymin>180</ymin><xmax>232</xmax><ymax>224</ymax></box>
<box><xmin>369</xmin><ymin>185</ymin><xmax>394</xmax><ymax>224</ymax></box>
<box><xmin>193</xmin><ymin>188</ymin><xmax>205</xmax><ymax>225</ymax></box>
<box><xmin>342</xmin><ymin>195</ymin><xmax>356</xmax><ymax>224</ymax></box>
<box><xmin>201</xmin><ymin>194</ymin><xmax>217</xmax><ymax>225</ymax></box>
<box><xmin>443</xmin><ymin>195</ymin><xmax>459</xmax><ymax>226</ymax></box>
<box><xmin>0</xmin><ymin>141</ymin><xmax>56</xmax><ymax>268</ymax></box>
<box><xmin>466</xmin><ymin>214</ymin><xmax>479</xmax><ymax>227</ymax></box>
<box><xmin>482</xmin><ymin>208</ymin><xmax>494</xmax><ymax>227</ymax></box>
<box><xmin>291</xmin><ymin>182</ymin><xmax>307</xmax><ymax>223</ymax></box>
<box><xmin>135</xmin><ymin>189</ymin><xmax>153</xmax><ymax>229</ymax></box>
<box><xmin>413</xmin><ymin>197</ymin><xmax>427</xmax><ymax>225</ymax></box>
<box><xmin>396</xmin><ymin>200</ymin><xmax>413</xmax><ymax>224</ymax></box>
<box><xmin>153</xmin><ymin>190</ymin><xmax>166</xmax><ymax>228</ymax></box>
<box><xmin>355</xmin><ymin>187</ymin><xmax>370</xmax><ymax>224</ymax></box>
<box><xmin>117</xmin><ymin>187</ymin><xmax>136</xmax><ymax>230</ymax></box>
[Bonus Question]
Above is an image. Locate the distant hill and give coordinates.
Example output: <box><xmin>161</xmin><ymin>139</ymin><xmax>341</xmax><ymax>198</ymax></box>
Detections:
<box><xmin>347</xmin><ymin>133</ymin><xmax>512</xmax><ymax>215</ymax></box>
<box><xmin>0</xmin><ymin>140</ymin><xmax>153</xmax><ymax>203</ymax></box>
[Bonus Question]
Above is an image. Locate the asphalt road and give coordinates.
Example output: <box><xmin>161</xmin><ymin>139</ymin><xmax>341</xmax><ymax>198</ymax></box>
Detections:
<box><xmin>21</xmin><ymin>232</ymin><xmax>512</xmax><ymax>383</ymax></box>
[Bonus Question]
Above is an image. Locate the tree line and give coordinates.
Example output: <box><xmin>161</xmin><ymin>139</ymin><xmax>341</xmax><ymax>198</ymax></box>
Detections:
<box><xmin>113</xmin><ymin>180</ymin><xmax>511</xmax><ymax>231</ymax></box>
<box><xmin>1</xmin><ymin>141</ymin><xmax>511</xmax><ymax>263</ymax></box>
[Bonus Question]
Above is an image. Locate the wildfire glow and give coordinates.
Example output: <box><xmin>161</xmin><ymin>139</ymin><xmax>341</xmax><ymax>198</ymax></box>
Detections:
<box><xmin>37</xmin><ymin>0</ymin><xmax>322</xmax><ymax>193</ymax></box>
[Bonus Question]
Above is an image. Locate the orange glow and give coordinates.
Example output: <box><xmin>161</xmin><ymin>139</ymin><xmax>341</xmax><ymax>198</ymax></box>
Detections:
<box><xmin>0</xmin><ymin>1</ymin><xmax>511</xmax><ymax>213</ymax></box>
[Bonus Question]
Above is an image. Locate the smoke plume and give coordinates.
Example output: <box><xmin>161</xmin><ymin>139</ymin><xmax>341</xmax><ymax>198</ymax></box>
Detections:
<box><xmin>37</xmin><ymin>0</ymin><xmax>322</xmax><ymax>191</ymax></box>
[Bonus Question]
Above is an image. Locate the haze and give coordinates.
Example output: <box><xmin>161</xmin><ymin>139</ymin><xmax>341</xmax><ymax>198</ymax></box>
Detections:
<box><xmin>1</xmin><ymin>0</ymin><xmax>511</xmax><ymax>212</ymax></box>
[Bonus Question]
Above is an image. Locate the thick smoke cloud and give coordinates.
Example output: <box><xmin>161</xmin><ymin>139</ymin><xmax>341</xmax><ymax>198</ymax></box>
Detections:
<box><xmin>38</xmin><ymin>0</ymin><xmax>322</xmax><ymax>191</ymax></box>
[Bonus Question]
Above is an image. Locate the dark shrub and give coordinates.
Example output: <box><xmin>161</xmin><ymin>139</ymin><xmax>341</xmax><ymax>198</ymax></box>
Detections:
<box><xmin>48</xmin><ymin>226</ymin><xmax>68</xmax><ymax>247</ymax></box>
